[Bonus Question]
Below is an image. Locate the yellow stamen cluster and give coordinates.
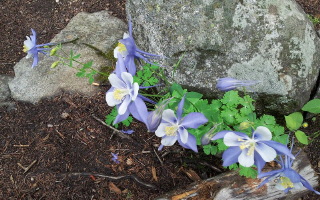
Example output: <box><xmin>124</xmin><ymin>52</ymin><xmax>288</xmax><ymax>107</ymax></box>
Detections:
<box><xmin>238</xmin><ymin>138</ymin><xmax>256</xmax><ymax>156</ymax></box>
<box><xmin>117</xmin><ymin>43</ymin><xmax>127</xmax><ymax>53</ymax></box>
<box><xmin>23</xmin><ymin>45</ymin><xmax>29</xmax><ymax>53</ymax></box>
<box><xmin>113</xmin><ymin>89</ymin><xmax>129</xmax><ymax>100</ymax></box>
<box><xmin>165</xmin><ymin>125</ymin><xmax>178</xmax><ymax>136</ymax></box>
<box><xmin>280</xmin><ymin>177</ymin><xmax>294</xmax><ymax>189</ymax></box>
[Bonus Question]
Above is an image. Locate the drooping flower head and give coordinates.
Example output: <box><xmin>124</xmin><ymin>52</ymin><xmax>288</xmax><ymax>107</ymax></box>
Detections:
<box><xmin>147</xmin><ymin>97</ymin><xmax>173</xmax><ymax>132</ymax></box>
<box><xmin>257</xmin><ymin>139</ymin><xmax>320</xmax><ymax>195</ymax></box>
<box><xmin>23</xmin><ymin>29</ymin><xmax>52</xmax><ymax>68</ymax></box>
<box><xmin>114</xmin><ymin>19</ymin><xmax>162</xmax><ymax>75</ymax></box>
<box><xmin>211</xmin><ymin>126</ymin><xmax>295</xmax><ymax>173</ymax></box>
<box><xmin>106</xmin><ymin>55</ymin><xmax>148</xmax><ymax>125</ymax></box>
<box><xmin>155</xmin><ymin>96</ymin><xmax>208</xmax><ymax>152</ymax></box>
<box><xmin>216</xmin><ymin>77</ymin><xmax>259</xmax><ymax>92</ymax></box>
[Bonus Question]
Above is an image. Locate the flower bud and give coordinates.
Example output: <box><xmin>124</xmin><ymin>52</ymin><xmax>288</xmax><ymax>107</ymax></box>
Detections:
<box><xmin>239</xmin><ymin>121</ymin><xmax>254</xmax><ymax>130</ymax></box>
<box><xmin>302</xmin><ymin>122</ymin><xmax>308</xmax><ymax>128</ymax></box>
<box><xmin>50</xmin><ymin>61</ymin><xmax>60</xmax><ymax>69</ymax></box>
<box><xmin>201</xmin><ymin>123</ymin><xmax>221</xmax><ymax>145</ymax></box>
<box><xmin>50</xmin><ymin>46</ymin><xmax>59</xmax><ymax>56</ymax></box>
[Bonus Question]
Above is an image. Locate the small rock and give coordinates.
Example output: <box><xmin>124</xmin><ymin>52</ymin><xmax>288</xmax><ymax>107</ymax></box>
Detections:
<box><xmin>47</xmin><ymin>124</ymin><xmax>53</xmax><ymax>128</ymax></box>
<box><xmin>60</xmin><ymin>112</ymin><xmax>70</xmax><ymax>119</ymax></box>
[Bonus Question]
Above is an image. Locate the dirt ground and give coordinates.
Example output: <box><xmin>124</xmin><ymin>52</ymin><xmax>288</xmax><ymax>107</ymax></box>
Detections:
<box><xmin>0</xmin><ymin>0</ymin><xmax>320</xmax><ymax>199</ymax></box>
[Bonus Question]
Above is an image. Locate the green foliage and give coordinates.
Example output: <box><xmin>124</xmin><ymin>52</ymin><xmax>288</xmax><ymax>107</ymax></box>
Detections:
<box><xmin>308</xmin><ymin>14</ymin><xmax>320</xmax><ymax>25</ymax></box>
<box><xmin>295</xmin><ymin>130</ymin><xmax>308</xmax><ymax>145</ymax></box>
<box><xmin>133</xmin><ymin>63</ymin><xmax>160</xmax><ymax>86</ymax></box>
<box><xmin>285</xmin><ymin>112</ymin><xmax>303</xmax><ymax>131</ymax></box>
<box><xmin>239</xmin><ymin>166</ymin><xmax>258</xmax><ymax>179</ymax></box>
<box><xmin>75</xmin><ymin>61</ymin><xmax>97</xmax><ymax>84</ymax></box>
<box><xmin>302</xmin><ymin>99</ymin><xmax>320</xmax><ymax>114</ymax></box>
<box><xmin>105</xmin><ymin>107</ymin><xmax>133</xmax><ymax>128</ymax></box>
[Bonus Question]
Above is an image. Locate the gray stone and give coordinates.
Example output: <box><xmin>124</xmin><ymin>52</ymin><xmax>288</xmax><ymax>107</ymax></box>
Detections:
<box><xmin>0</xmin><ymin>75</ymin><xmax>13</xmax><ymax>102</ymax></box>
<box><xmin>9</xmin><ymin>11</ymin><xmax>126</xmax><ymax>103</ymax></box>
<box><xmin>127</xmin><ymin>0</ymin><xmax>320</xmax><ymax>115</ymax></box>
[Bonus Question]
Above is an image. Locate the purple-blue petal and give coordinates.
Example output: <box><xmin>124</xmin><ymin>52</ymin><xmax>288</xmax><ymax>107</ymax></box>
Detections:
<box><xmin>283</xmin><ymin>168</ymin><xmax>301</xmax><ymax>183</ymax></box>
<box><xmin>125</xmin><ymin>56</ymin><xmax>136</xmax><ymax>75</ymax></box>
<box><xmin>128</xmin><ymin>97</ymin><xmax>148</xmax><ymax>124</ymax></box>
<box><xmin>176</xmin><ymin>96</ymin><xmax>185</xmax><ymax>120</ymax></box>
<box><xmin>181</xmin><ymin>112</ymin><xmax>208</xmax><ymax>129</ymax></box>
<box><xmin>300</xmin><ymin>175</ymin><xmax>320</xmax><ymax>195</ymax></box>
<box><xmin>113</xmin><ymin>108</ymin><xmax>130</xmax><ymax>124</ymax></box>
<box><xmin>177</xmin><ymin>132</ymin><xmax>198</xmax><ymax>153</ymax></box>
<box><xmin>254</xmin><ymin>151</ymin><xmax>266</xmax><ymax>174</ymax></box>
<box><xmin>258</xmin><ymin>169</ymin><xmax>283</xmax><ymax>179</ymax></box>
<box><xmin>211</xmin><ymin>130</ymin><xmax>248</xmax><ymax>140</ymax></box>
<box><xmin>262</xmin><ymin>141</ymin><xmax>295</xmax><ymax>159</ymax></box>
<box><xmin>115</xmin><ymin>54</ymin><xmax>127</xmax><ymax>76</ymax></box>
<box><xmin>222</xmin><ymin>146</ymin><xmax>242</xmax><ymax>167</ymax></box>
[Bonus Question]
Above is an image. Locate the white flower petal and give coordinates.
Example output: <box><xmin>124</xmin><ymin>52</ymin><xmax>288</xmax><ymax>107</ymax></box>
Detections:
<box><xmin>106</xmin><ymin>91</ymin><xmax>121</xmax><ymax>106</ymax></box>
<box><xmin>132</xmin><ymin>82</ymin><xmax>139</xmax><ymax>101</ymax></box>
<box><xmin>255</xmin><ymin>143</ymin><xmax>277</xmax><ymax>162</ymax></box>
<box><xmin>118</xmin><ymin>96</ymin><xmax>131</xmax><ymax>115</ymax></box>
<box><xmin>162</xmin><ymin>109</ymin><xmax>177</xmax><ymax>124</ymax></box>
<box><xmin>155</xmin><ymin>123</ymin><xmax>168</xmax><ymax>137</ymax></box>
<box><xmin>121</xmin><ymin>72</ymin><xmax>133</xmax><ymax>87</ymax></box>
<box><xmin>223</xmin><ymin>132</ymin><xmax>243</xmax><ymax>147</ymax></box>
<box><xmin>114</xmin><ymin>47</ymin><xmax>120</xmax><ymax>58</ymax></box>
<box><xmin>123</xmin><ymin>32</ymin><xmax>130</xmax><ymax>39</ymax></box>
<box><xmin>161</xmin><ymin>135</ymin><xmax>178</xmax><ymax>146</ymax></box>
<box><xmin>238</xmin><ymin>148</ymin><xmax>254</xmax><ymax>167</ymax></box>
<box><xmin>108</xmin><ymin>74</ymin><xmax>126</xmax><ymax>88</ymax></box>
<box><xmin>253</xmin><ymin>126</ymin><xmax>272</xmax><ymax>141</ymax></box>
<box><xmin>179</xmin><ymin>127</ymin><xmax>188</xmax><ymax>144</ymax></box>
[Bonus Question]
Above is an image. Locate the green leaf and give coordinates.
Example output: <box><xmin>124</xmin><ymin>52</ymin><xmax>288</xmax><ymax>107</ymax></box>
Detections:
<box><xmin>285</xmin><ymin>112</ymin><xmax>303</xmax><ymax>131</ymax></box>
<box><xmin>221</xmin><ymin>91</ymin><xmax>242</xmax><ymax>106</ymax></box>
<box><xmin>210</xmin><ymin>145</ymin><xmax>218</xmax><ymax>155</ymax></box>
<box><xmin>83</xmin><ymin>61</ymin><xmax>93</xmax><ymax>69</ymax></box>
<box><xmin>186</xmin><ymin>92</ymin><xmax>203</xmax><ymax>104</ymax></box>
<box><xmin>76</xmin><ymin>71</ymin><xmax>85</xmax><ymax>77</ymax></box>
<box><xmin>203</xmin><ymin>145</ymin><xmax>211</xmax><ymax>155</ymax></box>
<box><xmin>239</xmin><ymin>166</ymin><xmax>257</xmax><ymax>178</ymax></box>
<box><xmin>302</xmin><ymin>99</ymin><xmax>320</xmax><ymax>114</ymax></box>
<box><xmin>122</xmin><ymin>116</ymin><xmax>133</xmax><ymax>127</ymax></box>
<box><xmin>73</xmin><ymin>54</ymin><xmax>81</xmax><ymax>59</ymax></box>
<box><xmin>273</xmin><ymin>134</ymin><xmax>288</xmax><ymax>144</ymax></box>
<box><xmin>227</xmin><ymin>163</ymin><xmax>238</xmax><ymax>170</ymax></box>
<box><xmin>295</xmin><ymin>130</ymin><xmax>308</xmax><ymax>145</ymax></box>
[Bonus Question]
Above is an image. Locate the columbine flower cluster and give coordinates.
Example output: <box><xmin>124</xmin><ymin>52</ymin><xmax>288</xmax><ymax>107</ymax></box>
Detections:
<box><xmin>24</xmin><ymin>18</ymin><xmax>319</xmax><ymax>196</ymax></box>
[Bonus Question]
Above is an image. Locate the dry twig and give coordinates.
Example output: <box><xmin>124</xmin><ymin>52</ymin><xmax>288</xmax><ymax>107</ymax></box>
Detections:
<box><xmin>91</xmin><ymin>114</ymin><xmax>132</xmax><ymax>140</ymax></box>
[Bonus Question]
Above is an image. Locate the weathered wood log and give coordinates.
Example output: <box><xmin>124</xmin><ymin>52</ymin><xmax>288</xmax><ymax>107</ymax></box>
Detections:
<box><xmin>155</xmin><ymin>151</ymin><xmax>318</xmax><ymax>200</ymax></box>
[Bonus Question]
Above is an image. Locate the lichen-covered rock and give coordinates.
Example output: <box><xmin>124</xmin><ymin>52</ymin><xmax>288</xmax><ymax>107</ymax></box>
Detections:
<box><xmin>127</xmin><ymin>0</ymin><xmax>320</xmax><ymax>115</ymax></box>
<box><xmin>9</xmin><ymin>11</ymin><xmax>126</xmax><ymax>104</ymax></box>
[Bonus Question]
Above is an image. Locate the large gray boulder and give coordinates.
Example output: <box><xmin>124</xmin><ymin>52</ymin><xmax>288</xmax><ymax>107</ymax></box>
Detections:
<box><xmin>9</xmin><ymin>11</ymin><xmax>126</xmax><ymax>103</ymax></box>
<box><xmin>127</xmin><ymin>0</ymin><xmax>320</xmax><ymax>115</ymax></box>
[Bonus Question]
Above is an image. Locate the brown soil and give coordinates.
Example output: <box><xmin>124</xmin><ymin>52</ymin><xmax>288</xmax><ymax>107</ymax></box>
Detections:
<box><xmin>0</xmin><ymin>0</ymin><xmax>320</xmax><ymax>199</ymax></box>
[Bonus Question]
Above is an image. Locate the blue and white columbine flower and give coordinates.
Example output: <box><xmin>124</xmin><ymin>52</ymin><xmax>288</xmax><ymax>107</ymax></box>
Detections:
<box><xmin>211</xmin><ymin>126</ymin><xmax>295</xmax><ymax>173</ymax></box>
<box><xmin>106</xmin><ymin>55</ymin><xmax>149</xmax><ymax>125</ymax></box>
<box><xmin>23</xmin><ymin>29</ymin><xmax>52</xmax><ymax>68</ymax></box>
<box><xmin>114</xmin><ymin>19</ymin><xmax>161</xmax><ymax>75</ymax></box>
<box><xmin>257</xmin><ymin>140</ymin><xmax>320</xmax><ymax>195</ymax></box>
<box><xmin>155</xmin><ymin>97</ymin><xmax>208</xmax><ymax>152</ymax></box>
<box><xmin>216</xmin><ymin>77</ymin><xmax>259</xmax><ymax>92</ymax></box>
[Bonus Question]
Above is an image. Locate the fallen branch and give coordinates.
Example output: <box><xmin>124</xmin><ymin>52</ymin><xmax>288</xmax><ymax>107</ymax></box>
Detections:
<box><xmin>64</xmin><ymin>172</ymin><xmax>157</xmax><ymax>190</ymax></box>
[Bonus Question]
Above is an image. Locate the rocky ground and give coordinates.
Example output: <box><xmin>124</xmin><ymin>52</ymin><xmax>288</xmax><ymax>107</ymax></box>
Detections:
<box><xmin>0</xmin><ymin>0</ymin><xmax>320</xmax><ymax>199</ymax></box>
